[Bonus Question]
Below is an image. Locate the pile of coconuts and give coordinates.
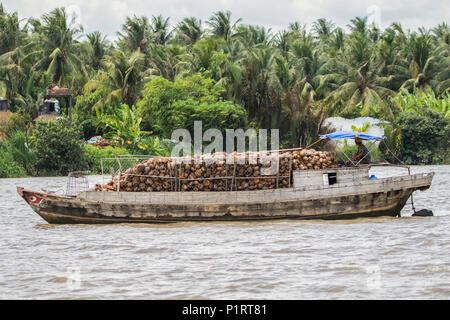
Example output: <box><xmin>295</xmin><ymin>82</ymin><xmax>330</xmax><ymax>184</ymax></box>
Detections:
<box><xmin>94</xmin><ymin>149</ymin><xmax>337</xmax><ymax>192</ymax></box>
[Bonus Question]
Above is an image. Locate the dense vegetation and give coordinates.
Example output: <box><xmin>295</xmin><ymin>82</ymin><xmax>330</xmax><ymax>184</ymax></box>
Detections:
<box><xmin>0</xmin><ymin>5</ymin><xmax>449</xmax><ymax>177</ymax></box>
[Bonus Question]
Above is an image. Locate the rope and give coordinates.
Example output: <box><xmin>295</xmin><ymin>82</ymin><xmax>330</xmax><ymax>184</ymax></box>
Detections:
<box><xmin>338</xmin><ymin>149</ymin><xmax>356</xmax><ymax>166</ymax></box>
<box><xmin>380</xmin><ymin>140</ymin><xmax>415</xmax><ymax>216</ymax></box>
<box><xmin>382</xmin><ymin>140</ymin><xmax>406</xmax><ymax>166</ymax></box>
<box><xmin>304</xmin><ymin>138</ymin><xmax>323</xmax><ymax>150</ymax></box>
<box><xmin>354</xmin><ymin>141</ymin><xmax>378</xmax><ymax>166</ymax></box>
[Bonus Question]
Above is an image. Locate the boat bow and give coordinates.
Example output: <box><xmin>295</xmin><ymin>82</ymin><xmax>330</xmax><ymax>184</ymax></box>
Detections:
<box><xmin>17</xmin><ymin>187</ymin><xmax>47</xmax><ymax>206</ymax></box>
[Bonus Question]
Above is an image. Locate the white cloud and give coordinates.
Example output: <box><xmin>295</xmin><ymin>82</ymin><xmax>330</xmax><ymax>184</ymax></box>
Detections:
<box><xmin>111</xmin><ymin>1</ymin><xmax>131</xmax><ymax>20</ymax></box>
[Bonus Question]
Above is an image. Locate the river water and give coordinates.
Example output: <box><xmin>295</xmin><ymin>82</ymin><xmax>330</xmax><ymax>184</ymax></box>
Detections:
<box><xmin>0</xmin><ymin>165</ymin><xmax>448</xmax><ymax>299</ymax></box>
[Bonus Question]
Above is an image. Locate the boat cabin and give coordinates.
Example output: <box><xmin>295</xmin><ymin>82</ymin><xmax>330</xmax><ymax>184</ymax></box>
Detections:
<box><xmin>293</xmin><ymin>166</ymin><xmax>370</xmax><ymax>190</ymax></box>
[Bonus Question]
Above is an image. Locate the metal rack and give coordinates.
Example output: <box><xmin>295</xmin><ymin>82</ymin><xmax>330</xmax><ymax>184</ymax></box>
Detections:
<box><xmin>66</xmin><ymin>171</ymin><xmax>90</xmax><ymax>196</ymax></box>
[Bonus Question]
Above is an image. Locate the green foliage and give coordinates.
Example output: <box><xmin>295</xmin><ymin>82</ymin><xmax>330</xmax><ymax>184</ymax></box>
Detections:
<box><xmin>83</xmin><ymin>144</ymin><xmax>129</xmax><ymax>173</ymax></box>
<box><xmin>169</xmin><ymin>99</ymin><xmax>247</xmax><ymax>134</ymax></box>
<box><xmin>82</xmin><ymin>49</ymin><xmax>147</xmax><ymax>108</ymax></box>
<box><xmin>0</xmin><ymin>145</ymin><xmax>27</xmax><ymax>178</ymax></box>
<box><xmin>96</xmin><ymin>103</ymin><xmax>150</xmax><ymax>149</ymax></box>
<box><xmin>378</xmin><ymin>123</ymin><xmax>403</xmax><ymax>163</ymax></box>
<box><xmin>72</xmin><ymin>112</ymin><xmax>103</xmax><ymax>141</ymax></box>
<box><xmin>35</xmin><ymin>8</ymin><xmax>88</xmax><ymax>86</ymax></box>
<box><xmin>30</xmin><ymin>118</ymin><xmax>88</xmax><ymax>176</ymax></box>
<box><xmin>351</xmin><ymin>121</ymin><xmax>370</xmax><ymax>132</ymax></box>
<box><xmin>4</xmin><ymin>130</ymin><xmax>36</xmax><ymax>175</ymax></box>
<box><xmin>393</xmin><ymin>88</ymin><xmax>450</xmax><ymax>118</ymax></box>
<box><xmin>395</xmin><ymin>110</ymin><xmax>450</xmax><ymax>164</ymax></box>
<box><xmin>136</xmin><ymin>136</ymin><xmax>172</xmax><ymax>156</ymax></box>
<box><xmin>73</xmin><ymin>87</ymin><xmax>119</xmax><ymax>139</ymax></box>
<box><xmin>0</xmin><ymin>131</ymin><xmax>29</xmax><ymax>178</ymax></box>
<box><xmin>137</xmin><ymin>74</ymin><xmax>247</xmax><ymax>137</ymax></box>
<box><xmin>0</xmin><ymin>111</ymin><xmax>32</xmax><ymax>139</ymax></box>
<box><xmin>74</xmin><ymin>86</ymin><xmax>109</xmax><ymax>114</ymax></box>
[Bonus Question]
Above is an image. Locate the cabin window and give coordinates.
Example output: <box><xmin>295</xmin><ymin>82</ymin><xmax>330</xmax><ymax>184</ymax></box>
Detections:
<box><xmin>327</xmin><ymin>172</ymin><xmax>337</xmax><ymax>185</ymax></box>
<box><xmin>323</xmin><ymin>173</ymin><xmax>337</xmax><ymax>185</ymax></box>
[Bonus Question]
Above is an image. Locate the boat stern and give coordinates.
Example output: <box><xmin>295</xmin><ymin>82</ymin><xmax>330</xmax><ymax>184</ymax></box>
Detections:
<box><xmin>414</xmin><ymin>171</ymin><xmax>434</xmax><ymax>191</ymax></box>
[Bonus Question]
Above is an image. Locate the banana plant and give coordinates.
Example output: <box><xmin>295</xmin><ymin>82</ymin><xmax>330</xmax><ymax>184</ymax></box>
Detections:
<box><xmin>351</xmin><ymin>120</ymin><xmax>370</xmax><ymax>132</ymax></box>
<box><xmin>137</xmin><ymin>136</ymin><xmax>171</xmax><ymax>156</ymax></box>
<box><xmin>96</xmin><ymin>104</ymin><xmax>151</xmax><ymax>148</ymax></box>
<box><xmin>393</xmin><ymin>88</ymin><xmax>450</xmax><ymax>117</ymax></box>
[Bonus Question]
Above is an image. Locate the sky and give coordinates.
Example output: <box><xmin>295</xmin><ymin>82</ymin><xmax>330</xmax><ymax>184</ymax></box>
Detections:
<box><xmin>2</xmin><ymin>0</ymin><xmax>449</xmax><ymax>41</ymax></box>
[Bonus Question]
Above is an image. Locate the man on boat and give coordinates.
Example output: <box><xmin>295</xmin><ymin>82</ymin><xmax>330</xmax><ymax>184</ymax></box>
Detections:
<box><xmin>346</xmin><ymin>137</ymin><xmax>371</xmax><ymax>165</ymax></box>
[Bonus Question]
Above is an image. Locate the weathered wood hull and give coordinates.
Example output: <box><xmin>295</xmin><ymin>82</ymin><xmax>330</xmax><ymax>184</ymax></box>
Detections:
<box><xmin>17</xmin><ymin>171</ymin><xmax>434</xmax><ymax>224</ymax></box>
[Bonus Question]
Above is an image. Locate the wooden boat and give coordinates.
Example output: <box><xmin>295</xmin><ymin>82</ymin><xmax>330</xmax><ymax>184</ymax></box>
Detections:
<box><xmin>17</xmin><ymin>165</ymin><xmax>434</xmax><ymax>224</ymax></box>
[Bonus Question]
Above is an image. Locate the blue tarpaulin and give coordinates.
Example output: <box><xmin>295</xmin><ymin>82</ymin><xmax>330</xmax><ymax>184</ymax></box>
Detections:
<box><xmin>319</xmin><ymin>131</ymin><xmax>386</xmax><ymax>141</ymax></box>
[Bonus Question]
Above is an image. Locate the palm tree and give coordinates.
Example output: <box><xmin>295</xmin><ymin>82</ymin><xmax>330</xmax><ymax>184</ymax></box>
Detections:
<box><xmin>86</xmin><ymin>31</ymin><xmax>109</xmax><ymax>70</ymax></box>
<box><xmin>234</xmin><ymin>25</ymin><xmax>272</xmax><ymax>49</ymax></box>
<box><xmin>312</xmin><ymin>18</ymin><xmax>335</xmax><ymax>42</ymax></box>
<box><xmin>178</xmin><ymin>37</ymin><xmax>225</xmax><ymax>76</ymax></box>
<box><xmin>271</xmin><ymin>54</ymin><xmax>298</xmax><ymax>129</ymax></box>
<box><xmin>150</xmin><ymin>15</ymin><xmax>172</xmax><ymax>45</ymax></box>
<box><xmin>207</xmin><ymin>11</ymin><xmax>242</xmax><ymax>42</ymax></box>
<box><xmin>272</xmin><ymin>54</ymin><xmax>333</xmax><ymax>147</ymax></box>
<box><xmin>0</xmin><ymin>52</ymin><xmax>41</xmax><ymax>110</ymax></box>
<box><xmin>0</xmin><ymin>7</ymin><xmax>43</xmax><ymax>109</ymax></box>
<box><xmin>328</xmin><ymin>27</ymin><xmax>345</xmax><ymax>55</ymax></box>
<box><xmin>396</xmin><ymin>32</ymin><xmax>448</xmax><ymax>94</ymax></box>
<box><xmin>348</xmin><ymin>17</ymin><xmax>368</xmax><ymax>36</ymax></box>
<box><xmin>0</xmin><ymin>5</ymin><xmax>43</xmax><ymax>108</ymax></box>
<box><xmin>148</xmin><ymin>44</ymin><xmax>184</xmax><ymax>81</ymax></box>
<box><xmin>0</xmin><ymin>5</ymin><xmax>28</xmax><ymax>56</ymax></box>
<box><xmin>290</xmin><ymin>35</ymin><xmax>324</xmax><ymax>96</ymax></box>
<box><xmin>117</xmin><ymin>15</ymin><xmax>150</xmax><ymax>53</ymax></box>
<box><xmin>433</xmin><ymin>22</ymin><xmax>450</xmax><ymax>46</ymax></box>
<box><xmin>83</xmin><ymin>49</ymin><xmax>147</xmax><ymax>109</ymax></box>
<box><xmin>368</xmin><ymin>24</ymin><xmax>381</xmax><ymax>42</ymax></box>
<box><xmin>0</xmin><ymin>52</ymin><xmax>25</xmax><ymax>105</ymax></box>
<box><xmin>176</xmin><ymin>17</ymin><xmax>203</xmax><ymax>46</ymax></box>
<box><xmin>288</xmin><ymin>22</ymin><xmax>304</xmax><ymax>33</ymax></box>
<box><xmin>233</xmin><ymin>46</ymin><xmax>275</xmax><ymax>126</ymax></box>
<box><xmin>273</xmin><ymin>30</ymin><xmax>293</xmax><ymax>61</ymax></box>
<box><xmin>323</xmin><ymin>34</ymin><xmax>397</xmax><ymax>120</ymax></box>
<box><xmin>32</xmin><ymin>8</ymin><xmax>88</xmax><ymax>86</ymax></box>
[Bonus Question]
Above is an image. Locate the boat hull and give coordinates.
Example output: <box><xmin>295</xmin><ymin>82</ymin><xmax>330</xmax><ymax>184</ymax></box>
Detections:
<box><xmin>17</xmin><ymin>171</ymin><xmax>433</xmax><ymax>224</ymax></box>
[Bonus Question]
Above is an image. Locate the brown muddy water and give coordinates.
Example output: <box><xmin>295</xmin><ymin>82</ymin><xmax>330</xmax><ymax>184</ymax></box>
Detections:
<box><xmin>0</xmin><ymin>165</ymin><xmax>449</xmax><ymax>299</ymax></box>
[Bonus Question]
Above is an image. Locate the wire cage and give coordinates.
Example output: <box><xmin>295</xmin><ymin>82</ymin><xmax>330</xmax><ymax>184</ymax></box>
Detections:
<box><xmin>66</xmin><ymin>171</ymin><xmax>90</xmax><ymax>196</ymax></box>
